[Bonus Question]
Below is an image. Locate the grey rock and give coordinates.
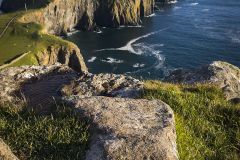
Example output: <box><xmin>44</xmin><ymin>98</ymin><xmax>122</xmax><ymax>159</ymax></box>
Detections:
<box><xmin>0</xmin><ymin>64</ymin><xmax>78</xmax><ymax>108</ymax></box>
<box><xmin>0</xmin><ymin>64</ymin><xmax>143</xmax><ymax>108</ymax></box>
<box><xmin>0</xmin><ymin>139</ymin><xmax>18</xmax><ymax>160</ymax></box>
<box><xmin>165</xmin><ymin>61</ymin><xmax>240</xmax><ymax>101</ymax></box>
<box><xmin>61</xmin><ymin>73</ymin><xmax>143</xmax><ymax>98</ymax></box>
<box><xmin>64</xmin><ymin>96</ymin><xmax>178</xmax><ymax>160</ymax></box>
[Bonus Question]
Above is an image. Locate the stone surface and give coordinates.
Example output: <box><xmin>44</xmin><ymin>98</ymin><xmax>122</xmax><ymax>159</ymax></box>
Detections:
<box><xmin>64</xmin><ymin>96</ymin><xmax>178</xmax><ymax>160</ymax></box>
<box><xmin>0</xmin><ymin>139</ymin><xmax>18</xmax><ymax>160</ymax></box>
<box><xmin>61</xmin><ymin>73</ymin><xmax>143</xmax><ymax>98</ymax></box>
<box><xmin>165</xmin><ymin>61</ymin><xmax>240</xmax><ymax>101</ymax></box>
<box><xmin>0</xmin><ymin>64</ymin><xmax>78</xmax><ymax>107</ymax></box>
<box><xmin>0</xmin><ymin>64</ymin><xmax>143</xmax><ymax>108</ymax></box>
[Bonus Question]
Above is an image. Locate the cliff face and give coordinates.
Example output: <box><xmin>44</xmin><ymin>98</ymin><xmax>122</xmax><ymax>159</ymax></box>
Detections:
<box><xmin>3</xmin><ymin>0</ymin><xmax>155</xmax><ymax>35</ymax></box>
<box><xmin>36</xmin><ymin>43</ymin><xmax>88</xmax><ymax>73</ymax></box>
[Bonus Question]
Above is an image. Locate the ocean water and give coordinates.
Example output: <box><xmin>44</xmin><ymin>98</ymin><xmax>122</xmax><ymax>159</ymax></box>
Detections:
<box><xmin>66</xmin><ymin>0</ymin><xmax>240</xmax><ymax>79</ymax></box>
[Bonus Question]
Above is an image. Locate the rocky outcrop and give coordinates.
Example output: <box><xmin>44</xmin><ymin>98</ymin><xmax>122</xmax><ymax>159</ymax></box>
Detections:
<box><xmin>2</xmin><ymin>0</ymin><xmax>155</xmax><ymax>35</ymax></box>
<box><xmin>0</xmin><ymin>64</ymin><xmax>77</xmax><ymax>106</ymax></box>
<box><xmin>0</xmin><ymin>139</ymin><xmax>18</xmax><ymax>160</ymax></box>
<box><xmin>64</xmin><ymin>96</ymin><xmax>178</xmax><ymax>160</ymax></box>
<box><xmin>0</xmin><ymin>64</ymin><xmax>178</xmax><ymax>159</ymax></box>
<box><xmin>61</xmin><ymin>73</ymin><xmax>143</xmax><ymax>98</ymax></box>
<box><xmin>36</xmin><ymin>44</ymin><xmax>87</xmax><ymax>73</ymax></box>
<box><xmin>165</xmin><ymin>61</ymin><xmax>240</xmax><ymax>101</ymax></box>
<box><xmin>0</xmin><ymin>64</ymin><xmax>142</xmax><ymax>107</ymax></box>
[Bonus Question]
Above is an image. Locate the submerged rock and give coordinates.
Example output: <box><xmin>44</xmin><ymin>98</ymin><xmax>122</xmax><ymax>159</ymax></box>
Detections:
<box><xmin>64</xmin><ymin>96</ymin><xmax>178</xmax><ymax>160</ymax></box>
<box><xmin>165</xmin><ymin>61</ymin><xmax>240</xmax><ymax>101</ymax></box>
<box><xmin>0</xmin><ymin>139</ymin><xmax>18</xmax><ymax>160</ymax></box>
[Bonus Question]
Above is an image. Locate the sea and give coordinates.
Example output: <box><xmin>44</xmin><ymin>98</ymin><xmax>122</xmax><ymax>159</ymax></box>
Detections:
<box><xmin>66</xmin><ymin>0</ymin><xmax>239</xmax><ymax>79</ymax></box>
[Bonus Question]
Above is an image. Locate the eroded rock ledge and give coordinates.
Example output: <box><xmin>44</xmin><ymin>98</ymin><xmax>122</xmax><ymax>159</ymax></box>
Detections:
<box><xmin>0</xmin><ymin>64</ymin><xmax>178</xmax><ymax>160</ymax></box>
<box><xmin>165</xmin><ymin>61</ymin><xmax>240</xmax><ymax>102</ymax></box>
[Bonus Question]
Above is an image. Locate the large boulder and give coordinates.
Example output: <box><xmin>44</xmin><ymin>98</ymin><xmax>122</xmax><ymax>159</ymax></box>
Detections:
<box><xmin>64</xmin><ymin>96</ymin><xmax>178</xmax><ymax>160</ymax></box>
<box><xmin>165</xmin><ymin>61</ymin><xmax>240</xmax><ymax>101</ymax></box>
<box><xmin>0</xmin><ymin>139</ymin><xmax>18</xmax><ymax>160</ymax></box>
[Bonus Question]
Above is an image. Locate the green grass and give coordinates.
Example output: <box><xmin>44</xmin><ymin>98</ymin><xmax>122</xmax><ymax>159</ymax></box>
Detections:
<box><xmin>0</xmin><ymin>104</ymin><xmax>90</xmax><ymax>159</ymax></box>
<box><xmin>143</xmin><ymin>81</ymin><xmax>240</xmax><ymax>160</ymax></box>
<box><xmin>0</xmin><ymin>10</ymin><xmax>70</xmax><ymax>67</ymax></box>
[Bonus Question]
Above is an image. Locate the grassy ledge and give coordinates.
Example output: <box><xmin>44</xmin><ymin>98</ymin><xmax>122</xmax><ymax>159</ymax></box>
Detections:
<box><xmin>143</xmin><ymin>81</ymin><xmax>240</xmax><ymax>160</ymax></box>
<box><xmin>0</xmin><ymin>103</ymin><xmax>90</xmax><ymax>159</ymax></box>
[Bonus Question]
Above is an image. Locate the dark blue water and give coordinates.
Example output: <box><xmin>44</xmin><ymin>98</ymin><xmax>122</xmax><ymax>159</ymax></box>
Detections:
<box><xmin>66</xmin><ymin>0</ymin><xmax>240</xmax><ymax>79</ymax></box>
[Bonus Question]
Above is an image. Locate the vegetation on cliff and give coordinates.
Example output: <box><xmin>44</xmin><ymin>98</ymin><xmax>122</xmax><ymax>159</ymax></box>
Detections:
<box><xmin>144</xmin><ymin>81</ymin><xmax>240</xmax><ymax>159</ymax></box>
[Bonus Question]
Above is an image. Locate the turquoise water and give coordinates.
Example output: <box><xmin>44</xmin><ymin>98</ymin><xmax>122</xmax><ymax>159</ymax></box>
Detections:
<box><xmin>66</xmin><ymin>0</ymin><xmax>240</xmax><ymax>79</ymax></box>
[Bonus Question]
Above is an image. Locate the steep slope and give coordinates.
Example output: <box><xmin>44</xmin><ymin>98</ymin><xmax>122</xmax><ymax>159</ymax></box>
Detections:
<box><xmin>2</xmin><ymin>0</ymin><xmax>156</xmax><ymax>35</ymax></box>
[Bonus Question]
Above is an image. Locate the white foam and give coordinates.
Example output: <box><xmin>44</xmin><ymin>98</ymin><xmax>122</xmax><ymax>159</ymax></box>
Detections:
<box><xmin>145</xmin><ymin>13</ymin><xmax>156</xmax><ymax>18</ymax></box>
<box><xmin>231</xmin><ymin>37</ymin><xmax>240</xmax><ymax>44</ymax></box>
<box><xmin>96</xmin><ymin>28</ymin><xmax>169</xmax><ymax>54</ymax></box>
<box><xmin>190</xmin><ymin>3</ymin><xmax>199</xmax><ymax>6</ymax></box>
<box><xmin>119</xmin><ymin>25</ymin><xmax>143</xmax><ymax>28</ymax></box>
<box><xmin>169</xmin><ymin>0</ymin><xmax>178</xmax><ymax>4</ymax></box>
<box><xmin>67</xmin><ymin>30</ymin><xmax>80</xmax><ymax>36</ymax></box>
<box><xmin>96</xmin><ymin>28</ymin><xmax>169</xmax><ymax>70</ymax></box>
<box><xmin>133</xmin><ymin>63</ymin><xmax>145</xmax><ymax>68</ymax></box>
<box><xmin>101</xmin><ymin>57</ymin><xmax>124</xmax><ymax>64</ymax></box>
<box><xmin>88</xmin><ymin>57</ymin><xmax>97</xmax><ymax>63</ymax></box>
<box><xmin>94</xmin><ymin>30</ymin><xmax>103</xmax><ymax>34</ymax></box>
